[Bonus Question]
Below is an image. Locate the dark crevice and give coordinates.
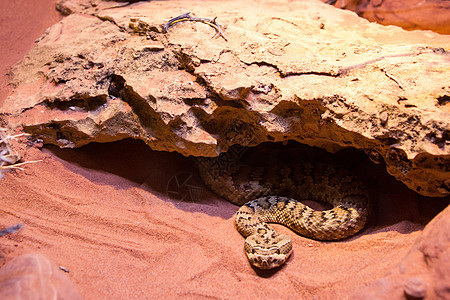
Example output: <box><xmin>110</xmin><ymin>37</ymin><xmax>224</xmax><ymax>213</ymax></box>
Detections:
<box><xmin>437</xmin><ymin>95</ymin><xmax>450</xmax><ymax>106</ymax></box>
<box><xmin>283</xmin><ymin>71</ymin><xmax>339</xmax><ymax>78</ymax></box>
<box><xmin>193</xmin><ymin>75</ymin><xmax>246</xmax><ymax>109</ymax></box>
<box><xmin>425</xmin><ymin>130</ymin><xmax>450</xmax><ymax>150</ymax></box>
<box><xmin>107</xmin><ymin>74</ymin><xmax>162</xmax><ymax>131</ymax></box>
<box><xmin>182</xmin><ymin>97</ymin><xmax>211</xmax><ymax>106</ymax></box>
<box><xmin>43</xmin><ymin>95</ymin><xmax>107</xmax><ymax>111</ymax></box>
<box><xmin>120</xmin><ymin>86</ymin><xmax>159</xmax><ymax>129</ymax></box>
<box><xmin>241</xmin><ymin>60</ymin><xmax>339</xmax><ymax>78</ymax></box>
<box><xmin>397</xmin><ymin>97</ymin><xmax>408</xmax><ymax>104</ymax></box>
<box><xmin>375</xmin><ymin>133</ymin><xmax>400</xmax><ymax>146</ymax></box>
<box><xmin>241</xmin><ymin>60</ymin><xmax>281</xmax><ymax>73</ymax></box>
<box><xmin>108</xmin><ymin>74</ymin><xmax>126</xmax><ymax>98</ymax></box>
<box><xmin>107</xmin><ymin>78</ymin><xmax>178</xmax><ymax>145</ymax></box>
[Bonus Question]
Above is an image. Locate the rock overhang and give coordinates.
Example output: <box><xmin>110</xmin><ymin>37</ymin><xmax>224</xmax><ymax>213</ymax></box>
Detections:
<box><xmin>1</xmin><ymin>0</ymin><xmax>449</xmax><ymax>197</ymax></box>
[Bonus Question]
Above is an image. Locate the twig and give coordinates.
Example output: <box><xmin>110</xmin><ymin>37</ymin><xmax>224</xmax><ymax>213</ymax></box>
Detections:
<box><xmin>0</xmin><ymin>128</ymin><xmax>40</xmax><ymax>176</ymax></box>
<box><xmin>164</xmin><ymin>12</ymin><xmax>228</xmax><ymax>41</ymax></box>
<box><xmin>0</xmin><ymin>160</ymin><xmax>42</xmax><ymax>171</ymax></box>
<box><xmin>59</xmin><ymin>266</ymin><xmax>70</xmax><ymax>273</ymax></box>
<box><xmin>381</xmin><ymin>68</ymin><xmax>404</xmax><ymax>90</ymax></box>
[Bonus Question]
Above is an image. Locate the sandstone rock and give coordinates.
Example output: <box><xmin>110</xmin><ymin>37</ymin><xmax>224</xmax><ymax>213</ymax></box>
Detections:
<box><xmin>352</xmin><ymin>204</ymin><xmax>450</xmax><ymax>300</ymax></box>
<box><xmin>356</xmin><ymin>0</ymin><xmax>450</xmax><ymax>35</ymax></box>
<box><xmin>0</xmin><ymin>253</ymin><xmax>81</xmax><ymax>299</ymax></box>
<box><xmin>324</xmin><ymin>0</ymin><xmax>450</xmax><ymax>34</ymax></box>
<box><xmin>403</xmin><ymin>277</ymin><xmax>427</xmax><ymax>299</ymax></box>
<box><xmin>1</xmin><ymin>0</ymin><xmax>449</xmax><ymax>197</ymax></box>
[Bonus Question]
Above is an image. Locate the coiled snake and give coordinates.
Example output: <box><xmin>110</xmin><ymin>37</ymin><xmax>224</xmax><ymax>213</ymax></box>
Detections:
<box><xmin>196</xmin><ymin>146</ymin><xmax>370</xmax><ymax>269</ymax></box>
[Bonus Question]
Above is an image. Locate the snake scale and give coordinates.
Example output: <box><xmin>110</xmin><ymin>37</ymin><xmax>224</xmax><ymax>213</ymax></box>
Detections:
<box><xmin>196</xmin><ymin>145</ymin><xmax>370</xmax><ymax>269</ymax></box>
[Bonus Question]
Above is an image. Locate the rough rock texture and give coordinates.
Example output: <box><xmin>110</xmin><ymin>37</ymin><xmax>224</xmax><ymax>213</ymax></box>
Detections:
<box><xmin>1</xmin><ymin>0</ymin><xmax>449</xmax><ymax>198</ymax></box>
<box><xmin>0</xmin><ymin>253</ymin><xmax>81</xmax><ymax>299</ymax></box>
<box><xmin>352</xmin><ymin>204</ymin><xmax>450</xmax><ymax>300</ymax></box>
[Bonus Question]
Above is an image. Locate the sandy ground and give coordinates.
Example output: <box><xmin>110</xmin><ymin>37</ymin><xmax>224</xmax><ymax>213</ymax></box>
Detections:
<box><xmin>1</xmin><ymin>139</ymin><xmax>447</xmax><ymax>298</ymax></box>
<box><xmin>0</xmin><ymin>0</ymin><xmax>62</xmax><ymax>106</ymax></box>
<box><xmin>0</xmin><ymin>1</ymin><xmax>448</xmax><ymax>299</ymax></box>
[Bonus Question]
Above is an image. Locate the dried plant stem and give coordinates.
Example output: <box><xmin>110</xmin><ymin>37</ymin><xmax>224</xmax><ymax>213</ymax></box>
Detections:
<box><xmin>0</xmin><ymin>160</ymin><xmax>42</xmax><ymax>170</ymax></box>
<box><xmin>0</xmin><ymin>128</ymin><xmax>39</xmax><ymax>177</ymax></box>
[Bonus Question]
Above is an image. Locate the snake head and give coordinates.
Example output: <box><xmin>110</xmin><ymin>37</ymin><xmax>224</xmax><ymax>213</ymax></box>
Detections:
<box><xmin>244</xmin><ymin>234</ymin><xmax>292</xmax><ymax>269</ymax></box>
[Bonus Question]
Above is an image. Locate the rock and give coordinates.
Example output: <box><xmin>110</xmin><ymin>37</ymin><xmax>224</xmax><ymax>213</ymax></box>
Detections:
<box><xmin>356</xmin><ymin>0</ymin><xmax>450</xmax><ymax>35</ymax></box>
<box><xmin>352</xmin><ymin>204</ymin><xmax>450</xmax><ymax>299</ymax></box>
<box><xmin>404</xmin><ymin>277</ymin><xmax>427</xmax><ymax>299</ymax></box>
<box><xmin>1</xmin><ymin>0</ymin><xmax>449</xmax><ymax>197</ymax></box>
<box><xmin>323</xmin><ymin>0</ymin><xmax>450</xmax><ymax>34</ymax></box>
<box><xmin>0</xmin><ymin>253</ymin><xmax>81</xmax><ymax>299</ymax></box>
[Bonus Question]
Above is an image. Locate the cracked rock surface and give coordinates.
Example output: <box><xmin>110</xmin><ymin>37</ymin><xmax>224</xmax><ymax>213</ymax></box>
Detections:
<box><xmin>1</xmin><ymin>0</ymin><xmax>449</xmax><ymax>197</ymax></box>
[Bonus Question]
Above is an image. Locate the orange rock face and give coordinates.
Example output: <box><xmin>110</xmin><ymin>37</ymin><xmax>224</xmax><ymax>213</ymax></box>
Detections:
<box><xmin>353</xmin><ymin>204</ymin><xmax>450</xmax><ymax>299</ymax></box>
<box><xmin>357</xmin><ymin>0</ymin><xmax>450</xmax><ymax>35</ymax></box>
<box><xmin>325</xmin><ymin>0</ymin><xmax>450</xmax><ymax>34</ymax></box>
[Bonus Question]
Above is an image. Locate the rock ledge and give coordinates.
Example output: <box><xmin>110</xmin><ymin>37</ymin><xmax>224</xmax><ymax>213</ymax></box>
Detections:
<box><xmin>1</xmin><ymin>0</ymin><xmax>449</xmax><ymax>197</ymax></box>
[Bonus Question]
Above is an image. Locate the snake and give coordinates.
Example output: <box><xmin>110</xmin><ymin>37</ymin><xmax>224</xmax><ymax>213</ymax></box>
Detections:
<box><xmin>196</xmin><ymin>145</ymin><xmax>370</xmax><ymax>269</ymax></box>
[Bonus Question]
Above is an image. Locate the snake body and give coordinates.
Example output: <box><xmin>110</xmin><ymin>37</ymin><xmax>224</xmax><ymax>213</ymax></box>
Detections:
<box><xmin>196</xmin><ymin>146</ymin><xmax>370</xmax><ymax>269</ymax></box>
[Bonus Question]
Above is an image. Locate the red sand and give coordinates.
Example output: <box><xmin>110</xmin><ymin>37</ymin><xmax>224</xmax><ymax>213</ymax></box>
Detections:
<box><xmin>0</xmin><ymin>1</ymin><xmax>448</xmax><ymax>299</ymax></box>
<box><xmin>0</xmin><ymin>0</ymin><xmax>62</xmax><ymax>106</ymax></box>
<box><xmin>1</xmin><ymin>139</ymin><xmax>446</xmax><ymax>298</ymax></box>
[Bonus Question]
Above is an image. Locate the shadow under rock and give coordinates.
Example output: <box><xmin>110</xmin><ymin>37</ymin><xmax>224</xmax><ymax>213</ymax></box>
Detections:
<box><xmin>213</xmin><ymin>141</ymin><xmax>448</xmax><ymax>231</ymax></box>
<box><xmin>333</xmin><ymin>146</ymin><xmax>449</xmax><ymax>231</ymax></box>
<box><xmin>44</xmin><ymin>139</ymin><xmax>237</xmax><ymax>218</ymax></box>
<box><xmin>45</xmin><ymin>139</ymin><xmax>449</xmax><ymax>228</ymax></box>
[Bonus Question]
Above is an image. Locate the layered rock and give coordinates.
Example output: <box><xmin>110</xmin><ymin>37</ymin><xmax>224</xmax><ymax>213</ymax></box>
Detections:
<box><xmin>1</xmin><ymin>0</ymin><xmax>449</xmax><ymax>197</ymax></box>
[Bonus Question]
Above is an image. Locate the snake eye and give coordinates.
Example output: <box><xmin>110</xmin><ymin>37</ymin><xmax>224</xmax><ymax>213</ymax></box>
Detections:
<box><xmin>275</xmin><ymin>249</ymin><xmax>280</xmax><ymax>254</ymax></box>
<box><xmin>252</xmin><ymin>249</ymin><xmax>256</xmax><ymax>254</ymax></box>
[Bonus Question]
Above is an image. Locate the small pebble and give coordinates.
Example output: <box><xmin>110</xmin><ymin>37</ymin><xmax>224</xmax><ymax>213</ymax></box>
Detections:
<box><xmin>404</xmin><ymin>277</ymin><xmax>426</xmax><ymax>299</ymax></box>
<box><xmin>379</xmin><ymin>111</ymin><xmax>389</xmax><ymax>126</ymax></box>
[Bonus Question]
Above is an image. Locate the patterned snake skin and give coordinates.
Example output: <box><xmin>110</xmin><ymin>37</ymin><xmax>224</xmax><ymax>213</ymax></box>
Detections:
<box><xmin>196</xmin><ymin>146</ymin><xmax>370</xmax><ymax>269</ymax></box>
